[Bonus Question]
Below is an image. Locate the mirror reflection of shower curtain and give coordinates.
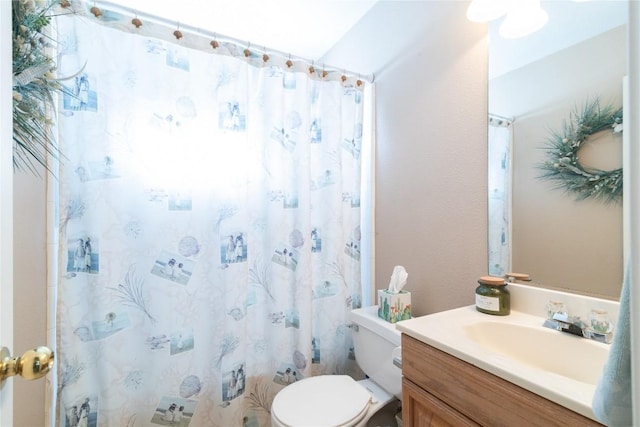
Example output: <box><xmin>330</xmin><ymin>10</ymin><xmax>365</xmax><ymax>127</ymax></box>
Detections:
<box><xmin>488</xmin><ymin>115</ymin><xmax>512</xmax><ymax>276</ymax></box>
<box><xmin>51</xmin><ymin>11</ymin><xmax>367</xmax><ymax>427</ymax></box>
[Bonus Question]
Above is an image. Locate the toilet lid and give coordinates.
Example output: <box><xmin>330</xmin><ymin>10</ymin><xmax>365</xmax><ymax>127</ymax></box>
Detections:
<box><xmin>272</xmin><ymin>375</ymin><xmax>371</xmax><ymax>427</ymax></box>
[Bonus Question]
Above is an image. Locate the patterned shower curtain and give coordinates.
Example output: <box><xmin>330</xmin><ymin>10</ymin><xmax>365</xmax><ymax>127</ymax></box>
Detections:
<box><xmin>53</xmin><ymin>9</ymin><xmax>365</xmax><ymax>427</ymax></box>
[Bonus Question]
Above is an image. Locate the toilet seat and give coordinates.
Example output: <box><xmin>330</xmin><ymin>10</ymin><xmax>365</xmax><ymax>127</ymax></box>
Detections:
<box><xmin>271</xmin><ymin>375</ymin><xmax>372</xmax><ymax>427</ymax></box>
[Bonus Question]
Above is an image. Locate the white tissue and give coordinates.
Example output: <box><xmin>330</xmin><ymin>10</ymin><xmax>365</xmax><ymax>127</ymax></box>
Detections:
<box><xmin>387</xmin><ymin>265</ymin><xmax>408</xmax><ymax>294</ymax></box>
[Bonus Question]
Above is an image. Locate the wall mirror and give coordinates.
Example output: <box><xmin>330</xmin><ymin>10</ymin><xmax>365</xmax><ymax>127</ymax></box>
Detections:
<box><xmin>487</xmin><ymin>0</ymin><xmax>627</xmax><ymax>300</ymax></box>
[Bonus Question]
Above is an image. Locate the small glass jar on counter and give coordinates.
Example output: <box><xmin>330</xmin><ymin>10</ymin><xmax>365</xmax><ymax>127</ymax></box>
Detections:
<box><xmin>475</xmin><ymin>276</ymin><xmax>510</xmax><ymax>316</ymax></box>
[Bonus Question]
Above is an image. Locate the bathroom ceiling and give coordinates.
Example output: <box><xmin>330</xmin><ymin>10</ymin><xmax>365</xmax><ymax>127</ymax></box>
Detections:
<box><xmin>489</xmin><ymin>0</ymin><xmax>628</xmax><ymax>79</ymax></box>
<box><xmin>103</xmin><ymin>0</ymin><xmax>627</xmax><ymax>77</ymax></box>
<box><xmin>104</xmin><ymin>0</ymin><xmax>379</xmax><ymax>60</ymax></box>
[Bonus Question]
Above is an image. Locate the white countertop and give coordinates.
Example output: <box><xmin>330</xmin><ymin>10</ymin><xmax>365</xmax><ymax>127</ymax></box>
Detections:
<box><xmin>396</xmin><ymin>304</ymin><xmax>610</xmax><ymax>422</ymax></box>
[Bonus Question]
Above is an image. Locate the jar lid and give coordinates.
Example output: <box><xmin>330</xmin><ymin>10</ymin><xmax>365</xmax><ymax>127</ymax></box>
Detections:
<box><xmin>505</xmin><ymin>272</ymin><xmax>531</xmax><ymax>281</ymax></box>
<box><xmin>478</xmin><ymin>276</ymin><xmax>506</xmax><ymax>286</ymax></box>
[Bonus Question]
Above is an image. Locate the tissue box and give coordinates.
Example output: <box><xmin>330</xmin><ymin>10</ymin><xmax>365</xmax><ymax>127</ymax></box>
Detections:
<box><xmin>377</xmin><ymin>289</ymin><xmax>411</xmax><ymax>323</ymax></box>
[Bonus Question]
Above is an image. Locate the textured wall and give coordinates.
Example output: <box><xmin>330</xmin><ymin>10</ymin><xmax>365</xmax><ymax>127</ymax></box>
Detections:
<box><xmin>13</xmin><ymin>168</ymin><xmax>47</xmax><ymax>427</ymax></box>
<box><xmin>324</xmin><ymin>1</ymin><xmax>489</xmax><ymax>316</ymax></box>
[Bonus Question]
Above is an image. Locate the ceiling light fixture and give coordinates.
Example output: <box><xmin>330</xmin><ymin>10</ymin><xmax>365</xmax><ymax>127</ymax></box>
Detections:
<box><xmin>498</xmin><ymin>0</ymin><xmax>549</xmax><ymax>39</ymax></box>
<box><xmin>466</xmin><ymin>0</ymin><xmax>510</xmax><ymax>22</ymax></box>
<box><xmin>466</xmin><ymin>0</ymin><xmax>549</xmax><ymax>39</ymax></box>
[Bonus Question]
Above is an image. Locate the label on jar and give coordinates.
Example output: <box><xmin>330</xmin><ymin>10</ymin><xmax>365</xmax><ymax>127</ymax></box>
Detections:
<box><xmin>476</xmin><ymin>294</ymin><xmax>500</xmax><ymax>312</ymax></box>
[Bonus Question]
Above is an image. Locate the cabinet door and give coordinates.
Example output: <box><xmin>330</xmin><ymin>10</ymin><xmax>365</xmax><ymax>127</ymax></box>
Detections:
<box><xmin>402</xmin><ymin>335</ymin><xmax>604</xmax><ymax>426</ymax></box>
<box><xmin>403</xmin><ymin>378</ymin><xmax>480</xmax><ymax>427</ymax></box>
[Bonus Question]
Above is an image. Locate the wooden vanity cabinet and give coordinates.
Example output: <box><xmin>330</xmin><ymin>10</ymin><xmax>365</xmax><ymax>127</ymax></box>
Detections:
<box><xmin>401</xmin><ymin>334</ymin><xmax>604</xmax><ymax>427</ymax></box>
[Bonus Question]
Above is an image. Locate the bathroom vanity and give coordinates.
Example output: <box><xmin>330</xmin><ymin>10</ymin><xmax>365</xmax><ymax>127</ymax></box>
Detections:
<box><xmin>396</xmin><ymin>283</ymin><xmax>616</xmax><ymax>427</ymax></box>
<box><xmin>401</xmin><ymin>334</ymin><xmax>602</xmax><ymax>426</ymax></box>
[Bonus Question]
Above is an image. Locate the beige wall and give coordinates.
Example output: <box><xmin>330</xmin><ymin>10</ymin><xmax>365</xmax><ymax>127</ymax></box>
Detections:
<box><xmin>490</xmin><ymin>26</ymin><xmax>626</xmax><ymax>299</ymax></box>
<box><xmin>373</xmin><ymin>12</ymin><xmax>488</xmax><ymax>315</ymax></box>
<box><xmin>324</xmin><ymin>1</ymin><xmax>489</xmax><ymax>316</ymax></box>
<box><xmin>13</xmin><ymin>168</ymin><xmax>47</xmax><ymax>427</ymax></box>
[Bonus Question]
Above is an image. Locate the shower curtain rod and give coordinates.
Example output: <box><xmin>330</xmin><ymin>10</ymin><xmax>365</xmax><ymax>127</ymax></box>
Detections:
<box><xmin>93</xmin><ymin>0</ymin><xmax>375</xmax><ymax>84</ymax></box>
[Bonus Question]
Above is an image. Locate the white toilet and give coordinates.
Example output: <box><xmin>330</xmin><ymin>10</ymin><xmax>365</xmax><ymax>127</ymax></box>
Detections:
<box><xmin>271</xmin><ymin>306</ymin><xmax>402</xmax><ymax>427</ymax></box>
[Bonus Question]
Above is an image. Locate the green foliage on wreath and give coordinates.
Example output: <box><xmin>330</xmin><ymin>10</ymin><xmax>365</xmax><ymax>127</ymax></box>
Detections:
<box><xmin>537</xmin><ymin>99</ymin><xmax>623</xmax><ymax>204</ymax></box>
<box><xmin>12</xmin><ymin>0</ymin><xmax>70</xmax><ymax>175</ymax></box>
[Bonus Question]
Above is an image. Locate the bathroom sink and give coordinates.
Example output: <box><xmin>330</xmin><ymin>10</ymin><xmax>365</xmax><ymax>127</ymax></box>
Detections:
<box><xmin>395</xmin><ymin>304</ymin><xmax>612</xmax><ymax>422</ymax></box>
<box><xmin>464</xmin><ymin>321</ymin><xmax>608</xmax><ymax>385</ymax></box>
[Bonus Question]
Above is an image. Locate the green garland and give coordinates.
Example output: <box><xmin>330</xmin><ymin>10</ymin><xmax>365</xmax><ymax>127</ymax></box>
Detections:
<box><xmin>12</xmin><ymin>0</ymin><xmax>69</xmax><ymax>174</ymax></box>
<box><xmin>538</xmin><ymin>99</ymin><xmax>623</xmax><ymax>204</ymax></box>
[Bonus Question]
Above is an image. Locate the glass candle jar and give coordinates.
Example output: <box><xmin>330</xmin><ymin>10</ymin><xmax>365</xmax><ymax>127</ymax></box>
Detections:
<box><xmin>475</xmin><ymin>276</ymin><xmax>510</xmax><ymax>316</ymax></box>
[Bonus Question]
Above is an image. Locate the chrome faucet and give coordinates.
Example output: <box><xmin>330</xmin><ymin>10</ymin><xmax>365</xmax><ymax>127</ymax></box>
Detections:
<box><xmin>543</xmin><ymin>312</ymin><xmax>587</xmax><ymax>336</ymax></box>
<box><xmin>543</xmin><ymin>308</ymin><xmax>614</xmax><ymax>344</ymax></box>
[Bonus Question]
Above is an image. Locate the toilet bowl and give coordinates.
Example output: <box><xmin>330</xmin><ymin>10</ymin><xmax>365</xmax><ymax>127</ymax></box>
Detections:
<box><xmin>271</xmin><ymin>306</ymin><xmax>402</xmax><ymax>427</ymax></box>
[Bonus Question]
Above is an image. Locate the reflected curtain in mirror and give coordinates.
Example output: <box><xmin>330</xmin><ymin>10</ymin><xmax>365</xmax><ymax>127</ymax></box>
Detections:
<box><xmin>488</xmin><ymin>115</ymin><xmax>512</xmax><ymax>276</ymax></box>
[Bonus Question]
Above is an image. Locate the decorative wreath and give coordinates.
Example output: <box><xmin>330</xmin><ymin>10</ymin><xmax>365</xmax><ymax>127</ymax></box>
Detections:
<box><xmin>538</xmin><ymin>99</ymin><xmax>623</xmax><ymax>204</ymax></box>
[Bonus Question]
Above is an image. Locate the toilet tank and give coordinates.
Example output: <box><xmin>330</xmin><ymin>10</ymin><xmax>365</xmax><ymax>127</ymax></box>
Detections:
<box><xmin>350</xmin><ymin>306</ymin><xmax>402</xmax><ymax>398</ymax></box>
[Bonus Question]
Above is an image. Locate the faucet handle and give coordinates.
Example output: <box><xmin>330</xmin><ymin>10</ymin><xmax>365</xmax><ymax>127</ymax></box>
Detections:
<box><xmin>545</xmin><ymin>300</ymin><xmax>567</xmax><ymax>320</ymax></box>
<box><xmin>588</xmin><ymin>309</ymin><xmax>613</xmax><ymax>334</ymax></box>
<box><xmin>585</xmin><ymin>309</ymin><xmax>614</xmax><ymax>344</ymax></box>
